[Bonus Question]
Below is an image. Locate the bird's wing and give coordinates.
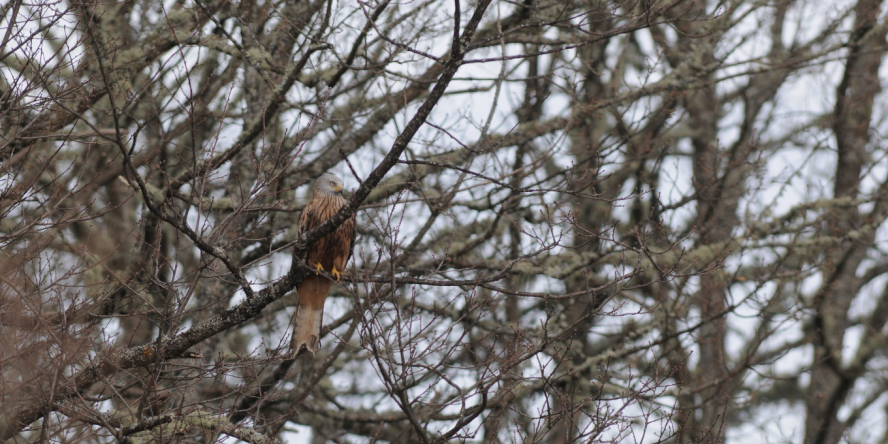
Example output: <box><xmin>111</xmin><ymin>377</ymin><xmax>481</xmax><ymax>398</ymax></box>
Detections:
<box><xmin>297</xmin><ymin>206</ymin><xmax>312</xmax><ymax>235</ymax></box>
<box><xmin>345</xmin><ymin>215</ymin><xmax>356</xmax><ymax>265</ymax></box>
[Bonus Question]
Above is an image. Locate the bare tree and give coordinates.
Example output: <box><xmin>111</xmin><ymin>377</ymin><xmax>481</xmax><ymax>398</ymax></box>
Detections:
<box><xmin>3</xmin><ymin>0</ymin><xmax>888</xmax><ymax>443</ymax></box>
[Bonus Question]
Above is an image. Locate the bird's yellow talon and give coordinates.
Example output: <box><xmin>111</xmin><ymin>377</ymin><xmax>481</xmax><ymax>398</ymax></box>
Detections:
<box><xmin>331</xmin><ymin>266</ymin><xmax>341</xmax><ymax>281</ymax></box>
<box><xmin>314</xmin><ymin>263</ymin><xmax>324</xmax><ymax>275</ymax></box>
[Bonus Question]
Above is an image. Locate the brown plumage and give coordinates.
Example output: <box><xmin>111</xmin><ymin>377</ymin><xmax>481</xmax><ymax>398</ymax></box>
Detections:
<box><xmin>291</xmin><ymin>173</ymin><xmax>356</xmax><ymax>355</ymax></box>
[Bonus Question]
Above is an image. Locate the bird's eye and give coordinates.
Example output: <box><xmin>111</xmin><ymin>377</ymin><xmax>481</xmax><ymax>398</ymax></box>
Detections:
<box><xmin>330</xmin><ymin>181</ymin><xmax>335</xmax><ymax>186</ymax></box>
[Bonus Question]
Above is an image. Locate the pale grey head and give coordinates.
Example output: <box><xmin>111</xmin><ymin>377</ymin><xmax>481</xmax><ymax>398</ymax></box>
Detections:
<box><xmin>313</xmin><ymin>173</ymin><xmax>344</xmax><ymax>196</ymax></box>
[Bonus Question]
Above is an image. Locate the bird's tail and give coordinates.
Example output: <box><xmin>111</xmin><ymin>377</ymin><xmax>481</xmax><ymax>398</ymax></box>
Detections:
<box><xmin>291</xmin><ymin>275</ymin><xmax>332</xmax><ymax>355</ymax></box>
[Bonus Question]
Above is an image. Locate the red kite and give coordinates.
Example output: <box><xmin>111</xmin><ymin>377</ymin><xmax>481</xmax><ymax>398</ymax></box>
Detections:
<box><xmin>291</xmin><ymin>173</ymin><xmax>356</xmax><ymax>355</ymax></box>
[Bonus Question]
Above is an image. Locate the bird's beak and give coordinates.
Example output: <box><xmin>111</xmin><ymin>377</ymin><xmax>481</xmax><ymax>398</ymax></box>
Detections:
<box><xmin>334</xmin><ymin>184</ymin><xmax>343</xmax><ymax>193</ymax></box>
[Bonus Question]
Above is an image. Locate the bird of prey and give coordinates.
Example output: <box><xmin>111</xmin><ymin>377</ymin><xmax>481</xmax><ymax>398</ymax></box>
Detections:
<box><xmin>292</xmin><ymin>173</ymin><xmax>356</xmax><ymax>355</ymax></box>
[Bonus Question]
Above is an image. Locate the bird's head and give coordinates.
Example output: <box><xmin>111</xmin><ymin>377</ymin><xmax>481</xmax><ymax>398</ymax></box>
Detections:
<box><xmin>315</xmin><ymin>173</ymin><xmax>344</xmax><ymax>195</ymax></box>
